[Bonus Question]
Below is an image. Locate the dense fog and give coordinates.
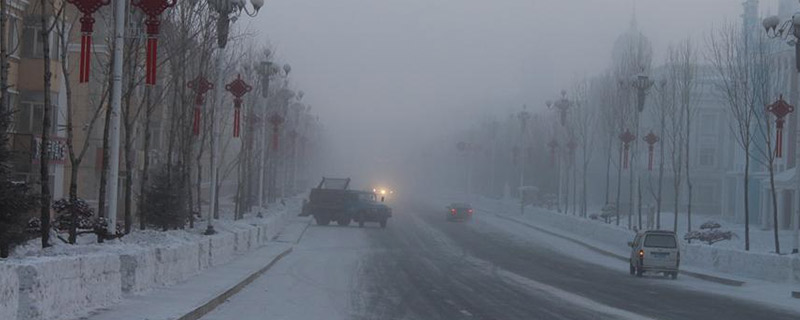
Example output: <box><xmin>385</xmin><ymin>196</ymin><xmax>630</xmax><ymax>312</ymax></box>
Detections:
<box><xmin>251</xmin><ymin>0</ymin><xmax>771</xmax><ymax>193</ymax></box>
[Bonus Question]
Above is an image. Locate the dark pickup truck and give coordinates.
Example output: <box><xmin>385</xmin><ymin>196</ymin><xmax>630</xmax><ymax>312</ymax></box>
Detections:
<box><xmin>302</xmin><ymin>178</ymin><xmax>392</xmax><ymax>228</ymax></box>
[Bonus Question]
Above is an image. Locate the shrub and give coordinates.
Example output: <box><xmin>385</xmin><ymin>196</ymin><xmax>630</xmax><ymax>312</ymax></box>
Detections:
<box><xmin>0</xmin><ymin>109</ymin><xmax>38</xmax><ymax>258</ymax></box>
<box><xmin>684</xmin><ymin>220</ymin><xmax>737</xmax><ymax>245</ymax></box>
<box><xmin>143</xmin><ymin>165</ymin><xmax>188</xmax><ymax>231</ymax></box>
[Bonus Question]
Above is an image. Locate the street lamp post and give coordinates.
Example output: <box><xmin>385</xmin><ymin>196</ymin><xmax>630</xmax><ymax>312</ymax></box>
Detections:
<box><xmin>517</xmin><ymin>105</ymin><xmax>531</xmax><ymax>215</ymax></box>
<box><xmin>764</xmin><ymin>13</ymin><xmax>800</xmax><ymax>253</ymax></box>
<box><xmin>256</xmin><ymin>57</ymin><xmax>273</xmax><ymax>211</ymax></box>
<box><xmin>206</xmin><ymin>0</ymin><xmax>263</xmax><ymax>235</ymax></box>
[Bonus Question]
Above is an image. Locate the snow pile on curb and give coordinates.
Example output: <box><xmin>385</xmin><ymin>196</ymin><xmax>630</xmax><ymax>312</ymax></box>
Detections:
<box><xmin>0</xmin><ymin>264</ymin><xmax>19</xmax><ymax>320</ymax></box>
<box><xmin>0</xmin><ymin>201</ymin><xmax>297</xmax><ymax>320</ymax></box>
<box><xmin>479</xmin><ymin>198</ymin><xmax>800</xmax><ymax>284</ymax></box>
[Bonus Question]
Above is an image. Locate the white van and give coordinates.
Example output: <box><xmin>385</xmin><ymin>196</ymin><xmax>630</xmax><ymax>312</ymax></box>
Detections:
<box><xmin>628</xmin><ymin>230</ymin><xmax>680</xmax><ymax>279</ymax></box>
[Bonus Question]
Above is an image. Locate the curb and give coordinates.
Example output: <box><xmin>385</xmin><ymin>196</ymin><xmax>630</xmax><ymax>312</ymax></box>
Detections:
<box><xmin>492</xmin><ymin>213</ymin><xmax>745</xmax><ymax>287</ymax></box>
<box><xmin>177</xmin><ymin>246</ymin><xmax>294</xmax><ymax>320</ymax></box>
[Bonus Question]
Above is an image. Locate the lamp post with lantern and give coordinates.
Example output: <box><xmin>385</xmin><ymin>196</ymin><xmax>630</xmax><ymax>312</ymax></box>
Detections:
<box><xmin>763</xmin><ymin>10</ymin><xmax>800</xmax><ymax>254</ymax></box>
<box><xmin>205</xmin><ymin>0</ymin><xmax>264</xmax><ymax>234</ymax></box>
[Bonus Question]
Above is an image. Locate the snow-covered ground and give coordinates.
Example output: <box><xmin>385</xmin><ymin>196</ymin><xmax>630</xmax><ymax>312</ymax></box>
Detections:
<box><xmin>444</xmin><ymin>195</ymin><xmax>800</xmax><ymax>300</ymax></box>
<box><xmin>558</xmin><ymin>202</ymin><xmax>796</xmax><ymax>254</ymax></box>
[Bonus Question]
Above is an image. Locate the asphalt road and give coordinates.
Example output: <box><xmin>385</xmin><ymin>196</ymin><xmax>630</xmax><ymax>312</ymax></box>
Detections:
<box><xmin>203</xmin><ymin>200</ymin><xmax>800</xmax><ymax>320</ymax></box>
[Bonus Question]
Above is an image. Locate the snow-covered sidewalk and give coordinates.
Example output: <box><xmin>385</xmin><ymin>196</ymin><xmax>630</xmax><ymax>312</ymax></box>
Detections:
<box><xmin>456</xmin><ymin>196</ymin><xmax>800</xmax><ymax>293</ymax></box>
<box><xmin>80</xmin><ymin>242</ymin><xmax>293</xmax><ymax>320</ymax></box>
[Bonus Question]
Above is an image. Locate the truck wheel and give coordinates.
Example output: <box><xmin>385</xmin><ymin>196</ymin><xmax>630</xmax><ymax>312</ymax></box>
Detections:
<box><xmin>379</xmin><ymin>219</ymin><xmax>387</xmax><ymax>228</ymax></box>
<box><xmin>316</xmin><ymin>217</ymin><xmax>330</xmax><ymax>226</ymax></box>
<box><xmin>337</xmin><ymin>218</ymin><xmax>351</xmax><ymax>226</ymax></box>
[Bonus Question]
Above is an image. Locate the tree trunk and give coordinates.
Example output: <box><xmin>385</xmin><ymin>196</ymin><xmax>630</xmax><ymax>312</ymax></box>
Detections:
<box><xmin>0</xmin><ymin>0</ymin><xmax>8</xmax><ymax>111</ymax></box>
<box><xmin>39</xmin><ymin>7</ymin><xmax>52</xmax><ymax>248</ymax></box>
<box><xmin>769</xmin><ymin>161</ymin><xmax>780</xmax><ymax>254</ymax></box>
<box><xmin>656</xmin><ymin>111</ymin><xmax>666</xmax><ymax>230</ymax></box>
<box><xmin>604</xmin><ymin>134</ymin><xmax>613</xmax><ymax>204</ymax></box>
<box><xmin>139</xmin><ymin>88</ymin><xmax>153</xmax><ymax>230</ymax></box>
<box><xmin>615</xmin><ymin>142</ymin><xmax>623</xmax><ymax>226</ymax></box>
<box><xmin>744</xmin><ymin>143</ymin><xmax>750</xmax><ymax>251</ymax></box>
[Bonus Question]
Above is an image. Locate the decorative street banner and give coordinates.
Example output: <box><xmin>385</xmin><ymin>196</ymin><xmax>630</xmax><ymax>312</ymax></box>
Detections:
<box><xmin>32</xmin><ymin>136</ymin><xmax>67</xmax><ymax>165</ymax></box>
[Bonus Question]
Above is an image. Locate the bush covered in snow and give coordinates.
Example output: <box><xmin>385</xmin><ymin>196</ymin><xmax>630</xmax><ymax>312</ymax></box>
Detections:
<box><xmin>684</xmin><ymin>220</ymin><xmax>737</xmax><ymax>245</ymax></box>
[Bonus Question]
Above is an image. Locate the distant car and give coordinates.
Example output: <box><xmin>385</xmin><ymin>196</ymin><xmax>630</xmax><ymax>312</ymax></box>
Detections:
<box><xmin>446</xmin><ymin>203</ymin><xmax>473</xmax><ymax>221</ymax></box>
<box><xmin>628</xmin><ymin>230</ymin><xmax>680</xmax><ymax>279</ymax></box>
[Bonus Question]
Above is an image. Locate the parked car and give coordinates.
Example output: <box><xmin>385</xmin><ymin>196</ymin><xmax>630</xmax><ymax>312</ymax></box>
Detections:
<box><xmin>446</xmin><ymin>203</ymin><xmax>473</xmax><ymax>221</ymax></box>
<box><xmin>628</xmin><ymin>230</ymin><xmax>680</xmax><ymax>279</ymax></box>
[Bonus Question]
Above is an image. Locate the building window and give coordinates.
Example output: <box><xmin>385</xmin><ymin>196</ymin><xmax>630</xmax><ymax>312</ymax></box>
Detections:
<box><xmin>699</xmin><ymin>146</ymin><xmax>715</xmax><ymax>167</ymax></box>
<box><xmin>14</xmin><ymin>101</ymin><xmax>55</xmax><ymax>135</ymax></box>
<box><xmin>8</xmin><ymin>15</ymin><xmax>19</xmax><ymax>57</ymax></box>
<box><xmin>21</xmin><ymin>16</ymin><xmax>56</xmax><ymax>59</ymax></box>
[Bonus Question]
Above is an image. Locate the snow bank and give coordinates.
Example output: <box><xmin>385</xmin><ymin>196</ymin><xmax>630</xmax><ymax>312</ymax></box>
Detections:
<box><xmin>13</xmin><ymin>253</ymin><xmax>121</xmax><ymax>320</ymax></box>
<box><xmin>482</xmin><ymin>198</ymin><xmax>800</xmax><ymax>285</ymax></box>
<box><xmin>683</xmin><ymin>244</ymin><xmax>800</xmax><ymax>283</ymax></box>
<box><xmin>0</xmin><ymin>264</ymin><xmax>19</xmax><ymax>320</ymax></box>
<box><xmin>0</xmin><ymin>200</ymin><xmax>298</xmax><ymax>320</ymax></box>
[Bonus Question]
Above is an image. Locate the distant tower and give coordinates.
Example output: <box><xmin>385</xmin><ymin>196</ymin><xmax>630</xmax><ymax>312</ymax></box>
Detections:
<box><xmin>742</xmin><ymin>0</ymin><xmax>759</xmax><ymax>48</ymax></box>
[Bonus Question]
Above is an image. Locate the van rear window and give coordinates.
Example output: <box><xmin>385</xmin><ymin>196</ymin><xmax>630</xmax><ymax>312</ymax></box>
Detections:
<box><xmin>644</xmin><ymin>234</ymin><xmax>677</xmax><ymax>248</ymax></box>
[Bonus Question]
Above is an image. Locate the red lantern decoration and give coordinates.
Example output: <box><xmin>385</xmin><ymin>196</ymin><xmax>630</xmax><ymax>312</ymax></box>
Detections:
<box><xmin>225</xmin><ymin>74</ymin><xmax>252</xmax><ymax>138</ymax></box>
<box><xmin>132</xmin><ymin>0</ymin><xmax>177</xmax><ymax>85</ymax></box>
<box><xmin>187</xmin><ymin>75</ymin><xmax>213</xmax><ymax>136</ymax></box>
<box><xmin>67</xmin><ymin>0</ymin><xmax>110</xmax><ymax>83</ymax></box>
<box><xmin>268</xmin><ymin>113</ymin><xmax>285</xmax><ymax>151</ymax></box>
<box><xmin>643</xmin><ymin>131</ymin><xmax>659</xmax><ymax>171</ymax></box>
<box><xmin>548</xmin><ymin>139</ymin><xmax>559</xmax><ymax>165</ymax></box>
<box><xmin>766</xmin><ymin>95</ymin><xmax>795</xmax><ymax>158</ymax></box>
<box><xmin>619</xmin><ymin>129</ymin><xmax>636</xmax><ymax>169</ymax></box>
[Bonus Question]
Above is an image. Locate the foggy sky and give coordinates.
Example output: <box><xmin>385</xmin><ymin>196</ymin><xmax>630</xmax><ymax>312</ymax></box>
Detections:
<box><xmin>246</xmin><ymin>0</ymin><xmax>784</xmax><ymax>187</ymax></box>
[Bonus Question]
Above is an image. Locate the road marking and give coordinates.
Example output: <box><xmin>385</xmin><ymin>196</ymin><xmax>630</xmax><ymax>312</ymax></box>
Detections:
<box><xmin>463</xmin><ymin>256</ymin><xmax>654</xmax><ymax>320</ymax></box>
<box><xmin>459</xmin><ymin>309</ymin><xmax>473</xmax><ymax>316</ymax></box>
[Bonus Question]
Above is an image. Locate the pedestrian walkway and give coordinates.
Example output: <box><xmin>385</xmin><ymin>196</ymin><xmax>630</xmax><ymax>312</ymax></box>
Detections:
<box><xmin>77</xmin><ymin>243</ymin><xmax>293</xmax><ymax>320</ymax></box>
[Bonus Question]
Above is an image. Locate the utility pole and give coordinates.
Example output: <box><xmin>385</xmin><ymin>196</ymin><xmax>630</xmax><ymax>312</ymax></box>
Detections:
<box><xmin>517</xmin><ymin>105</ymin><xmax>530</xmax><ymax>215</ymax></box>
<box><xmin>105</xmin><ymin>0</ymin><xmax>126</xmax><ymax>234</ymax></box>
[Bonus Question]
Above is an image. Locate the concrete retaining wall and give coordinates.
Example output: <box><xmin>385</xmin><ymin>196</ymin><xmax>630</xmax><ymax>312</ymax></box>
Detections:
<box><xmin>0</xmin><ymin>205</ymin><xmax>296</xmax><ymax>320</ymax></box>
<box><xmin>0</xmin><ymin>264</ymin><xmax>19</xmax><ymax>320</ymax></box>
<box><xmin>14</xmin><ymin>254</ymin><xmax>121</xmax><ymax>320</ymax></box>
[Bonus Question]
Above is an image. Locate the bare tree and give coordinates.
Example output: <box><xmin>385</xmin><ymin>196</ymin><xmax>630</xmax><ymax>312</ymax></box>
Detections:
<box><xmin>707</xmin><ymin>22</ymin><xmax>774</xmax><ymax>251</ymax></box>
<box><xmin>673</xmin><ymin>39</ymin><xmax>699</xmax><ymax>237</ymax></box>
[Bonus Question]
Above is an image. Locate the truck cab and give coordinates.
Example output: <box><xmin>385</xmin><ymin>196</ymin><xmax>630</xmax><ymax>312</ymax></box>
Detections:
<box><xmin>305</xmin><ymin>178</ymin><xmax>392</xmax><ymax>228</ymax></box>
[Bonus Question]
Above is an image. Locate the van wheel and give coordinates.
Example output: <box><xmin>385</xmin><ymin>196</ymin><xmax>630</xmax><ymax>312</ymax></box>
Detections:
<box><xmin>670</xmin><ymin>272</ymin><xmax>678</xmax><ymax>280</ymax></box>
<box><xmin>629</xmin><ymin>263</ymin><xmax>635</xmax><ymax>275</ymax></box>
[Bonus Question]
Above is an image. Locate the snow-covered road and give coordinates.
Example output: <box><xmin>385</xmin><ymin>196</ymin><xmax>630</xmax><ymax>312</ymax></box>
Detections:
<box><xmin>199</xmin><ymin>198</ymin><xmax>800</xmax><ymax>320</ymax></box>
